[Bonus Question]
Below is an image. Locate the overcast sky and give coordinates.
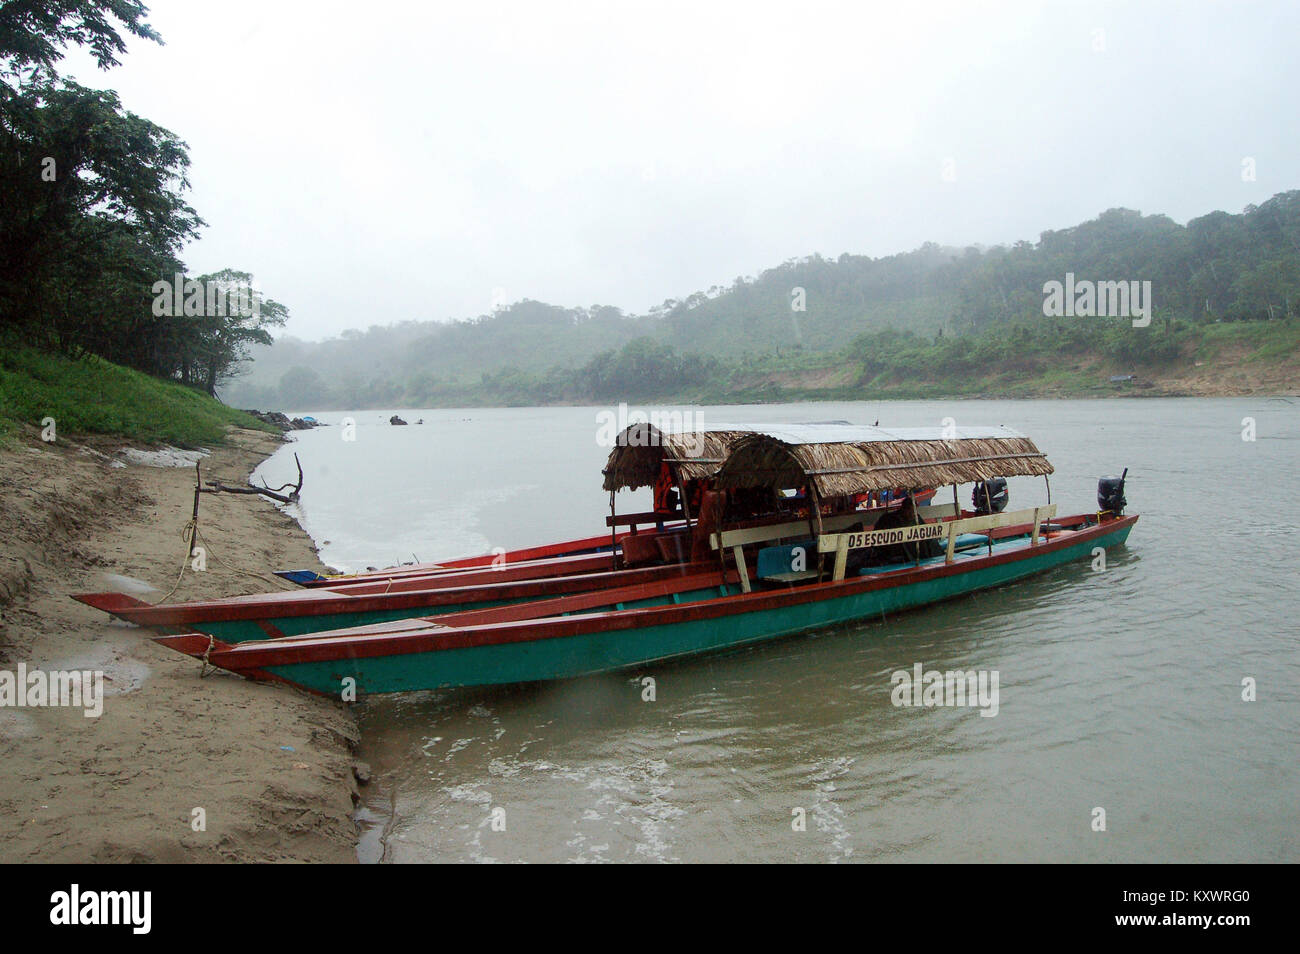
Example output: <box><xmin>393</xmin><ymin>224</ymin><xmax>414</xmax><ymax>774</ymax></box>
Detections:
<box><xmin>61</xmin><ymin>0</ymin><xmax>1300</xmax><ymax>341</ymax></box>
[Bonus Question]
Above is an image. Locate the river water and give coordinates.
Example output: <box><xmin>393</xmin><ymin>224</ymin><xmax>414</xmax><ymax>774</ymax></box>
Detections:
<box><xmin>252</xmin><ymin>398</ymin><xmax>1298</xmax><ymax>863</ymax></box>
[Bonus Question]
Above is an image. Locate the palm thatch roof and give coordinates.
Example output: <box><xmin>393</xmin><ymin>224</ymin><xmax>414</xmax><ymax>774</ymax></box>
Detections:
<box><xmin>601</xmin><ymin>424</ymin><xmax>751</xmax><ymax>491</ymax></box>
<box><xmin>713</xmin><ymin>425</ymin><xmax>1052</xmax><ymax>497</ymax></box>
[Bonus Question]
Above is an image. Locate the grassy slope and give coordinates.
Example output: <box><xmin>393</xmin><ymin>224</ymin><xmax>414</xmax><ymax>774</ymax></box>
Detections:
<box><xmin>0</xmin><ymin>346</ymin><xmax>278</xmax><ymax>445</ymax></box>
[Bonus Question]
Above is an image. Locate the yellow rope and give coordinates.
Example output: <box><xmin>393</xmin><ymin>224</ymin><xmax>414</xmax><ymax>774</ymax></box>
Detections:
<box><xmin>199</xmin><ymin>632</ymin><xmax>217</xmax><ymax>678</ymax></box>
<box><xmin>151</xmin><ymin>519</ymin><xmax>197</xmax><ymax>605</ymax></box>
<box><xmin>151</xmin><ymin>514</ymin><xmax>297</xmax><ymax>606</ymax></box>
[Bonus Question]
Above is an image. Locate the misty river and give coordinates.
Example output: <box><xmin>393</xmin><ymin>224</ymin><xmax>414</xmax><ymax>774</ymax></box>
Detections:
<box><xmin>253</xmin><ymin>398</ymin><xmax>1298</xmax><ymax>863</ymax></box>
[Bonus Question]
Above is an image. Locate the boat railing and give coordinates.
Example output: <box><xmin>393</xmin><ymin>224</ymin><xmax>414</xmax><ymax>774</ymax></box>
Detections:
<box><xmin>605</xmin><ymin>510</ymin><xmax>686</xmax><ymax>533</ymax></box>
<box><xmin>816</xmin><ymin>504</ymin><xmax>1059</xmax><ymax>581</ymax></box>
<box><xmin>707</xmin><ymin>501</ymin><xmax>958</xmax><ymax>553</ymax></box>
<box><xmin>708</xmin><ymin>501</ymin><xmax>963</xmax><ymax>592</ymax></box>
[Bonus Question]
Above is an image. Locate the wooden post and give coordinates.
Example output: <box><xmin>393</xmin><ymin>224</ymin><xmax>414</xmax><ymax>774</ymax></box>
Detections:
<box><xmin>1031</xmin><ymin>506</ymin><xmax>1042</xmax><ymax>545</ymax></box>
<box><xmin>716</xmin><ymin>492</ymin><xmax>727</xmax><ymax>575</ymax></box>
<box><xmin>189</xmin><ymin>462</ymin><xmax>202</xmax><ymax>557</ymax></box>
<box><xmin>945</xmin><ymin>519</ymin><xmax>957</xmax><ymax>564</ymax></box>
<box><xmin>733</xmin><ymin>546</ymin><xmax>751</xmax><ymax>593</ymax></box>
<box><xmin>674</xmin><ymin>465</ymin><xmax>692</xmax><ymax>527</ymax></box>
<box><xmin>832</xmin><ymin>535</ymin><xmax>849</xmax><ymax>581</ymax></box>
<box><xmin>982</xmin><ymin>483</ymin><xmax>994</xmax><ymax>555</ymax></box>
<box><xmin>609</xmin><ymin>491</ymin><xmax>618</xmax><ymax>570</ymax></box>
<box><xmin>1043</xmin><ymin>475</ymin><xmax>1051</xmax><ymax>539</ymax></box>
<box><xmin>909</xmin><ymin>491</ymin><xmax>921</xmax><ymax>566</ymax></box>
<box><xmin>807</xmin><ymin>481</ymin><xmax>825</xmax><ymax>581</ymax></box>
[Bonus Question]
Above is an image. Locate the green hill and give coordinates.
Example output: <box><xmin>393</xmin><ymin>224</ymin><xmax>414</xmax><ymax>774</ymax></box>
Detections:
<box><xmin>225</xmin><ymin>191</ymin><xmax>1300</xmax><ymax>409</ymax></box>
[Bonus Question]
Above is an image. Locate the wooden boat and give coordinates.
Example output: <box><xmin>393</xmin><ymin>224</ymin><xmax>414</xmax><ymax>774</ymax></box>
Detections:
<box><xmin>273</xmin><ymin>422</ymin><xmax>935</xmax><ymax>588</ymax></box>
<box><xmin>107</xmin><ymin>423</ymin><xmax>1136</xmax><ymax>696</ymax></box>
<box><xmin>70</xmin><ymin>425</ymin><xmax>745</xmax><ymax>641</ymax></box>
<box><xmin>73</xmin><ymin>559</ymin><xmax>714</xmax><ymax>644</ymax></box>
<box><xmin>74</xmin><ymin>424</ymin><xmax>936</xmax><ymax>644</ymax></box>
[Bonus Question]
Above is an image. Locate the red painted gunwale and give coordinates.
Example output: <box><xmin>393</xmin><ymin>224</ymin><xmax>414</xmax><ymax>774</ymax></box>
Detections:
<box><xmin>211</xmin><ymin>513</ymin><xmax>1138</xmax><ymax>672</ymax></box>
<box><xmin>152</xmin><ymin>566</ymin><xmax>731</xmax><ymax>658</ymax></box>
<box><xmin>299</xmin><ymin>526</ymin><xmax>686</xmax><ymax>586</ymax></box>
<box><xmin>307</xmin><ymin>551</ymin><xmax>618</xmax><ymax>592</ymax></box>
<box><xmin>73</xmin><ymin>560</ymin><xmax>720</xmax><ymax>628</ymax></box>
<box><xmin>191</xmin><ymin>567</ymin><xmax>737</xmax><ymax>649</ymax></box>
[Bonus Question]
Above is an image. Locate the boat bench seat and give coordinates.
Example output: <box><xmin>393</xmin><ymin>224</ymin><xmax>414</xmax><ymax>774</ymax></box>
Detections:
<box><xmin>760</xmin><ymin>570</ymin><xmax>819</xmax><ymax>584</ymax></box>
<box><xmin>953</xmin><ymin>533</ymin><xmax>991</xmax><ymax>551</ymax></box>
<box><xmin>756</xmin><ymin>540</ymin><xmax>816</xmax><ymax>581</ymax></box>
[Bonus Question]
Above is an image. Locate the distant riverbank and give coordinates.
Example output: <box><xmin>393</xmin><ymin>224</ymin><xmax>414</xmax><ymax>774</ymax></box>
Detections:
<box><xmin>230</xmin><ymin>317</ymin><xmax>1299</xmax><ymax>411</ymax></box>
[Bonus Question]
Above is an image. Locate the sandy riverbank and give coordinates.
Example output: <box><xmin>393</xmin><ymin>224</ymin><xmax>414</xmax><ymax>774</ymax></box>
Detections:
<box><xmin>0</xmin><ymin>426</ymin><xmax>360</xmax><ymax>863</ymax></box>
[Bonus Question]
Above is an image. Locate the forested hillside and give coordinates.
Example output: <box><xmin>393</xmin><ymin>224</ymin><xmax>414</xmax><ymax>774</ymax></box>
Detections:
<box><xmin>0</xmin><ymin>2</ymin><xmax>285</xmax><ymax>403</ymax></box>
<box><xmin>228</xmin><ymin>193</ymin><xmax>1300</xmax><ymax>408</ymax></box>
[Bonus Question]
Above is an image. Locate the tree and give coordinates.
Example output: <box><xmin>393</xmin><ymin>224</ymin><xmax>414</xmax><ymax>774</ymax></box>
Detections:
<box><xmin>0</xmin><ymin>79</ymin><xmax>202</xmax><ymax>335</ymax></box>
<box><xmin>181</xmin><ymin>270</ymin><xmax>289</xmax><ymax>396</ymax></box>
<box><xmin>0</xmin><ymin>2</ymin><xmax>293</xmax><ymax>405</ymax></box>
<box><xmin>0</xmin><ymin>0</ymin><xmax>160</xmax><ymax>78</ymax></box>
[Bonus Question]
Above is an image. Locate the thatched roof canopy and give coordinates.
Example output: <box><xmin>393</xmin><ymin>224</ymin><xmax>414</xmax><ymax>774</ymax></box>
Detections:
<box><xmin>713</xmin><ymin>424</ymin><xmax>1053</xmax><ymax>497</ymax></box>
<box><xmin>601</xmin><ymin>423</ymin><xmax>751</xmax><ymax>492</ymax></box>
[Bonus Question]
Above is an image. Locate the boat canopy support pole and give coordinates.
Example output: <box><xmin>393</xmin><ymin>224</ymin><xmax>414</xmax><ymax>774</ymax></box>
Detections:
<box><xmin>1044</xmin><ymin>475</ymin><xmax>1051</xmax><ymax>539</ymax></box>
<box><xmin>673</xmin><ymin>463</ymin><xmax>692</xmax><ymax>528</ymax></box>
<box><xmin>609</xmin><ymin>491</ymin><xmax>618</xmax><ymax>570</ymax></box>
<box><xmin>807</xmin><ymin>481</ymin><xmax>825</xmax><ymax>582</ymax></box>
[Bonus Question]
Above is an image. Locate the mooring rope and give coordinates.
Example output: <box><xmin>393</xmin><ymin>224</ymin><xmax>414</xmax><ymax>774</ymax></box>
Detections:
<box><xmin>199</xmin><ymin>632</ymin><xmax>217</xmax><ymax>678</ymax></box>
<box><xmin>151</xmin><ymin>514</ymin><xmax>297</xmax><ymax>607</ymax></box>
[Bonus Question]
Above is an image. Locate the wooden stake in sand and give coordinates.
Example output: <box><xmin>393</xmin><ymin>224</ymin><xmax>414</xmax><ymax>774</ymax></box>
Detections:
<box><xmin>189</xmin><ymin>453</ymin><xmax>305</xmax><ymax>556</ymax></box>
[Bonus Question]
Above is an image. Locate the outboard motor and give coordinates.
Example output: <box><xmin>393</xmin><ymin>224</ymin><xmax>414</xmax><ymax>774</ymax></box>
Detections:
<box><xmin>1098</xmin><ymin>469</ymin><xmax>1128</xmax><ymax>515</ymax></box>
<box><xmin>972</xmin><ymin>477</ymin><xmax>1009</xmax><ymax>515</ymax></box>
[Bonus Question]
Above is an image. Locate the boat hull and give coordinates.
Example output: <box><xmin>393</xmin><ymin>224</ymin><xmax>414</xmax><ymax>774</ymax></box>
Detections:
<box><xmin>72</xmin><ymin>560</ymin><xmax>712</xmax><ymax>644</ymax></box>
<box><xmin>239</xmin><ymin>516</ymin><xmax>1136</xmax><ymax>695</ymax></box>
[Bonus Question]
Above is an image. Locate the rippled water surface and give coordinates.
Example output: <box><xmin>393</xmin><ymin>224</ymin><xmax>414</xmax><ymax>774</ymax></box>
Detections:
<box><xmin>254</xmin><ymin>398</ymin><xmax>1299</xmax><ymax>863</ymax></box>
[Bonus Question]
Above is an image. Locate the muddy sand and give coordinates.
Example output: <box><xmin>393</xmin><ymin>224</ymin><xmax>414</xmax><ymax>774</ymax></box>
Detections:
<box><xmin>0</xmin><ymin>426</ymin><xmax>359</xmax><ymax>863</ymax></box>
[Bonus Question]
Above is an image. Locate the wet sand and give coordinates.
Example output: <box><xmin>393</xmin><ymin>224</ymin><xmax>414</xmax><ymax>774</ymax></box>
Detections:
<box><xmin>0</xmin><ymin>426</ymin><xmax>359</xmax><ymax>863</ymax></box>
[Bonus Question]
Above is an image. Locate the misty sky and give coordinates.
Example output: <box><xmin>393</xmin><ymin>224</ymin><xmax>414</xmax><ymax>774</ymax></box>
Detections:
<box><xmin>60</xmin><ymin>0</ymin><xmax>1300</xmax><ymax>341</ymax></box>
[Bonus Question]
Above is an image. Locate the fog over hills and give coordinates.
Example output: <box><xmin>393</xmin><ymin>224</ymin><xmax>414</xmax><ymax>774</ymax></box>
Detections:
<box><xmin>225</xmin><ymin>193</ymin><xmax>1300</xmax><ymax>409</ymax></box>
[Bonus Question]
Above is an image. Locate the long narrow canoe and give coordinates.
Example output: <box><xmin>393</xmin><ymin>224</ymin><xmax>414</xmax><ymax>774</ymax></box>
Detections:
<box><xmin>192</xmin><ymin>513</ymin><xmax>1138</xmax><ymax>696</ymax></box>
<box><xmin>73</xmin><ymin>559</ymin><xmax>718</xmax><ymax>644</ymax></box>
<box><xmin>153</xmin><ymin>565</ymin><xmax>737</xmax><ymax>658</ymax></box>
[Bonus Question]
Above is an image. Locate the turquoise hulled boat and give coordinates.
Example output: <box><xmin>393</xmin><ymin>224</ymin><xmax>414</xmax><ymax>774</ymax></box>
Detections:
<box><xmin>71</xmin><ymin>423</ymin><xmax>929</xmax><ymax>647</ymax></box>
<box><xmin>78</xmin><ymin>421</ymin><xmax>1135</xmax><ymax>697</ymax></box>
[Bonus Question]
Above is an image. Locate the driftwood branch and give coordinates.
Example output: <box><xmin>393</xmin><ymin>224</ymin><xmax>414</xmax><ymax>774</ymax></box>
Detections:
<box><xmin>203</xmin><ymin>452</ymin><xmax>304</xmax><ymax>504</ymax></box>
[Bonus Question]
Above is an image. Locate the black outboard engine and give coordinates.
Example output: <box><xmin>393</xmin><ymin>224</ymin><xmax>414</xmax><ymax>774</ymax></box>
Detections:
<box><xmin>972</xmin><ymin>477</ymin><xmax>1009</xmax><ymax>515</ymax></box>
<box><xmin>1098</xmin><ymin>469</ymin><xmax>1128</xmax><ymax>515</ymax></box>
